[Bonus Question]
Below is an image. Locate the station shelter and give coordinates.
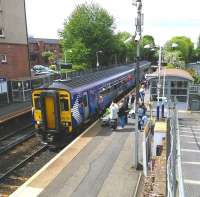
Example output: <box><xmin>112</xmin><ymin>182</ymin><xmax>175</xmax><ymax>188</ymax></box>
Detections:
<box><xmin>9</xmin><ymin>74</ymin><xmax>58</xmax><ymax>102</ymax></box>
<box><xmin>147</xmin><ymin>68</ymin><xmax>193</xmax><ymax>110</ymax></box>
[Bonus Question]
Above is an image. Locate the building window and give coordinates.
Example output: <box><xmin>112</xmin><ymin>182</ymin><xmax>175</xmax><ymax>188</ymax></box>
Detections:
<box><xmin>0</xmin><ymin>28</ymin><xmax>4</xmax><ymax>37</ymax></box>
<box><xmin>0</xmin><ymin>0</ymin><xmax>2</xmax><ymax>11</ymax></box>
<box><xmin>0</xmin><ymin>54</ymin><xmax>7</xmax><ymax>63</ymax></box>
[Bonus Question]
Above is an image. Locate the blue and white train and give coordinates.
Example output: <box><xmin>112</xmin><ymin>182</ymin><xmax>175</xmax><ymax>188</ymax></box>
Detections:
<box><xmin>32</xmin><ymin>61</ymin><xmax>150</xmax><ymax>148</ymax></box>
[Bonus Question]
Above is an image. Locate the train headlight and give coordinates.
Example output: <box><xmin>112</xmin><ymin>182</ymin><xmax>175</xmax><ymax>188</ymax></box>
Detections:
<box><xmin>62</xmin><ymin>122</ymin><xmax>68</xmax><ymax>126</ymax></box>
<box><xmin>37</xmin><ymin>121</ymin><xmax>40</xmax><ymax>124</ymax></box>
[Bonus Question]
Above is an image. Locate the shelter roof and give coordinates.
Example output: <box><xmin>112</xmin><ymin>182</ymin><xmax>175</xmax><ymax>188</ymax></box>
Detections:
<box><xmin>148</xmin><ymin>68</ymin><xmax>193</xmax><ymax>81</ymax></box>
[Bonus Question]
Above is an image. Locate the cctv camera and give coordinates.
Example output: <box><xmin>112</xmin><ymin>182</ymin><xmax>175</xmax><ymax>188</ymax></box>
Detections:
<box><xmin>134</xmin><ymin>33</ymin><xmax>140</xmax><ymax>42</ymax></box>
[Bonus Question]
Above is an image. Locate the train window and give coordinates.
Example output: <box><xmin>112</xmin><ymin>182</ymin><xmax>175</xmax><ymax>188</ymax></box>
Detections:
<box><xmin>34</xmin><ymin>98</ymin><xmax>41</xmax><ymax>109</ymax></box>
<box><xmin>83</xmin><ymin>95</ymin><xmax>88</xmax><ymax>107</ymax></box>
<box><xmin>60</xmin><ymin>99</ymin><xmax>69</xmax><ymax>111</ymax></box>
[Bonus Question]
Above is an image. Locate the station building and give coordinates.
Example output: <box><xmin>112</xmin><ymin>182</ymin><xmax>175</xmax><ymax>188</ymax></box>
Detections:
<box><xmin>28</xmin><ymin>38</ymin><xmax>61</xmax><ymax>67</ymax></box>
<box><xmin>0</xmin><ymin>0</ymin><xmax>29</xmax><ymax>80</ymax></box>
<box><xmin>148</xmin><ymin>68</ymin><xmax>194</xmax><ymax>110</ymax></box>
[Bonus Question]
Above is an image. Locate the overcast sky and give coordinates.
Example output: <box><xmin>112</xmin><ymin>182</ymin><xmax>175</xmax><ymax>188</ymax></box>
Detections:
<box><xmin>25</xmin><ymin>0</ymin><xmax>200</xmax><ymax>45</ymax></box>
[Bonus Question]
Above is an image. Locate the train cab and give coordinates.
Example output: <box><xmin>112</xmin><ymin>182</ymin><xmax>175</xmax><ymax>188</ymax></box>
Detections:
<box><xmin>32</xmin><ymin>89</ymin><xmax>72</xmax><ymax>147</ymax></box>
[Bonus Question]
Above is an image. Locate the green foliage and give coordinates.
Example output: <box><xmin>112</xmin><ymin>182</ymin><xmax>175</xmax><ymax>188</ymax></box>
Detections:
<box><xmin>73</xmin><ymin>63</ymin><xmax>90</xmax><ymax>71</ymax></box>
<box><xmin>49</xmin><ymin>64</ymin><xmax>56</xmax><ymax>70</ymax></box>
<box><xmin>166</xmin><ymin>63</ymin><xmax>176</xmax><ymax>69</ymax></box>
<box><xmin>113</xmin><ymin>31</ymin><xmax>136</xmax><ymax>64</ymax></box>
<box><xmin>197</xmin><ymin>34</ymin><xmax>200</xmax><ymax>49</ymax></box>
<box><xmin>186</xmin><ymin>68</ymin><xmax>200</xmax><ymax>84</ymax></box>
<box><xmin>140</xmin><ymin>35</ymin><xmax>156</xmax><ymax>62</ymax></box>
<box><xmin>42</xmin><ymin>51</ymin><xmax>55</xmax><ymax>64</ymax></box>
<box><xmin>141</xmin><ymin>35</ymin><xmax>155</xmax><ymax>47</ymax></box>
<box><xmin>164</xmin><ymin>36</ymin><xmax>194</xmax><ymax>63</ymax></box>
<box><xmin>60</xmin><ymin>3</ymin><xmax>116</xmax><ymax>67</ymax></box>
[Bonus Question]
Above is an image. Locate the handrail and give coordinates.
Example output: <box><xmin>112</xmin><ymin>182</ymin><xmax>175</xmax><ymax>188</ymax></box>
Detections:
<box><xmin>176</xmin><ymin>112</ymin><xmax>185</xmax><ymax>197</ymax></box>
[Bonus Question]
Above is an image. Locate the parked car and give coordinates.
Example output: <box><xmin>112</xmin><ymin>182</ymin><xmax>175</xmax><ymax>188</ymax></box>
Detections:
<box><xmin>32</xmin><ymin>65</ymin><xmax>56</xmax><ymax>75</ymax></box>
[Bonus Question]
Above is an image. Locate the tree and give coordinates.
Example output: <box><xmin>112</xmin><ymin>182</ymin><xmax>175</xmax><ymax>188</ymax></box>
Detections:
<box><xmin>60</xmin><ymin>3</ymin><xmax>116</xmax><ymax>67</ymax></box>
<box><xmin>140</xmin><ymin>35</ymin><xmax>156</xmax><ymax>62</ymax></box>
<box><xmin>197</xmin><ymin>34</ymin><xmax>200</xmax><ymax>49</ymax></box>
<box><xmin>113</xmin><ymin>31</ymin><xmax>136</xmax><ymax>64</ymax></box>
<box><xmin>42</xmin><ymin>51</ymin><xmax>55</xmax><ymax>65</ymax></box>
<box><xmin>164</xmin><ymin>36</ymin><xmax>194</xmax><ymax>63</ymax></box>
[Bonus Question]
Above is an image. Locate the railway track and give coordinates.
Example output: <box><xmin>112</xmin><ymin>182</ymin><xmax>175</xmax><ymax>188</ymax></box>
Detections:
<box><xmin>0</xmin><ymin>127</ymin><xmax>35</xmax><ymax>155</ymax></box>
<box><xmin>0</xmin><ymin>135</ymin><xmax>54</xmax><ymax>196</ymax></box>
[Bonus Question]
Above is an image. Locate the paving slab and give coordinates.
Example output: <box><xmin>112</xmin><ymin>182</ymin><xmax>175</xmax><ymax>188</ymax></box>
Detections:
<box><xmin>37</xmin><ymin>119</ymin><xmax>141</xmax><ymax>197</ymax></box>
<box><xmin>178</xmin><ymin>112</ymin><xmax>200</xmax><ymax>197</ymax></box>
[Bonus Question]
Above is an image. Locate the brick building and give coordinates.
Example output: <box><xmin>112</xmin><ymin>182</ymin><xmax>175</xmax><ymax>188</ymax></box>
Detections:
<box><xmin>29</xmin><ymin>38</ymin><xmax>61</xmax><ymax>67</ymax></box>
<box><xmin>0</xmin><ymin>0</ymin><xmax>29</xmax><ymax>80</ymax></box>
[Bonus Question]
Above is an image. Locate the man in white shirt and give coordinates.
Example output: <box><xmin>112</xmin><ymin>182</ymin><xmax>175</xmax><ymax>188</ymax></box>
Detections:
<box><xmin>109</xmin><ymin>100</ymin><xmax>119</xmax><ymax>130</ymax></box>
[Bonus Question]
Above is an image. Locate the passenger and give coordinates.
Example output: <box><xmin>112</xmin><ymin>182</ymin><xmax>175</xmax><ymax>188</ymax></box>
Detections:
<box><xmin>128</xmin><ymin>93</ymin><xmax>135</xmax><ymax>110</ymax></box>
<box><xmin>123</xmin><ymin>96</ymin><xmax>129</xmax><ymax>124</ymax></box>
<box><xmin>109</xmin><ymin>100</ymin><xmax>119</xmax><ymax>130</ymax></box>
<box><xmin>118</xmin><ymin>99</ymin><xmax>126</xmax><ymax>129</ymax></box>
<box><xmin>137</xmin><ymin>103</ymin><xmax>145</xmax><ymax>131</ymax></box>
<box><xmin>141</xmin><ymin>115</ymin><xmax>148</xmax><ymax>130</ymax></box>
<box><xmin>139</xmin><ymin>84</ymin><xmax>145</xmax><ymax>103</ymax></box>
<box><xmin>98</xmin><ymin>95</ymin><xmax>104</xmax><ymax>117</ymax></box>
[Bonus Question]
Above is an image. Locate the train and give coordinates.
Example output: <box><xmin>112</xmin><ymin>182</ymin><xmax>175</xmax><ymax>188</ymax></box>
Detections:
<box><xmin>32</xmin><ymin>61</ymin><xmax>150</xmax><ymax>148</ymax></box>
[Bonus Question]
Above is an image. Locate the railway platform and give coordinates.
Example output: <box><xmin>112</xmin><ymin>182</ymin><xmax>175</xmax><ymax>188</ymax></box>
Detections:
<box><xmin>0</xmin><ymin>101</ymin><xmax>31</xmax><ymax>123</ymax></box>
<box><xmin>11</xmin><ymin>117</ymin><xmax>143</xmax><ymax>197</ymax></box>
<box><xmin>178</xmin><ymin>112</ymin><xmax>200</xmax><ymax>197</ymax></box>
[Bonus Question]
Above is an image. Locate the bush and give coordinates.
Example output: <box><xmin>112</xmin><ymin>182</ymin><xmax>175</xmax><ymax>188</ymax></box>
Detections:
<box><xmin>49</xmin><ymin>64</ymin><xmax>56</xmax><ymax>70</ymax></box>
<box><xmin>73</xmin><ymin>63</ymin><xmax>90</xmax><ymax>71</ymax></box>
<box><xmin>166</xmin><ymin>63</ymin><xmax>176</xmax><ymax>69</ymax></box>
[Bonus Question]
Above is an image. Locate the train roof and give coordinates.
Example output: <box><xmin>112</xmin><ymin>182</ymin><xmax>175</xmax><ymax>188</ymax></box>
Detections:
<box><xmin>50</xmin><ymin>61</ymin><xmax>150</xmax><ymax>93</ymax></box>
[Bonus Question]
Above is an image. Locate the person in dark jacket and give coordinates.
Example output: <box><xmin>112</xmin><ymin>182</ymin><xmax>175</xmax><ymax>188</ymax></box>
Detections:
<box><xmin>123</xmin><ymin>96</ymin><xmax>129</xmax><ymax>124</ymax></box>
<box><xmin>118</xmin><ymin>99</ymin><xmax>126</xmax><ymax>129</ymax></box>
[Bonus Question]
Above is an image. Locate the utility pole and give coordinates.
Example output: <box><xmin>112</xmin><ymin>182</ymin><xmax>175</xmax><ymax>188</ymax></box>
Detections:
<box><xmin>157</xmin><ymin>46</ymin><xmax>162</xmax><ymax>120</ymax></box>
<box><xmin>133</xmin><ymin>0</ymin><xmax>143</xmax><ymax>169</ymax></box>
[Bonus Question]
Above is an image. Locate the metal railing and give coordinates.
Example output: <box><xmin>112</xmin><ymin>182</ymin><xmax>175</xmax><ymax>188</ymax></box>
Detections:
<box><xmin>167</xmin><ymin>107</ymin><xmax>185</xmax><ymax>197</ymax></box>
<box><xmin>190</xmin><ymin>85</ymin><xmax>200</xmax><ymax>95</ymax></box>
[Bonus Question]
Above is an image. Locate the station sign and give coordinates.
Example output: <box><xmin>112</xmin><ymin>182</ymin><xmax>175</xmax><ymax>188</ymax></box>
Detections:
<box><xmin>0</xmin><ymin>78</ymin><xmax>8</xmax><ymax>94</ymax></box>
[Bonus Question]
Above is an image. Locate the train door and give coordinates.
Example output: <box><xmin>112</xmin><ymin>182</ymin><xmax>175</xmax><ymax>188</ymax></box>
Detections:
<box><xmin>45</xmin><ymin>96</ymin><xmax>56</xmax><ymax>129</ymax></box>
<box><xmin>83</xmin><ymin>92</ymin><xmax>89</xmax><ymax>120</ymax></box>
<box><xmin>40</xmin><ymin>91</ymin><xmax>60</xmax><ymax>130</ymax></box>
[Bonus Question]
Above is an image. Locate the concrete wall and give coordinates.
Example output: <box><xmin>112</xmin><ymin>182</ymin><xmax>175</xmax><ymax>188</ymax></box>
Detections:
<box><xmin>0</xmin><ymin>0</ymin><xmax>27</xmax><ymax>44</ymax></box>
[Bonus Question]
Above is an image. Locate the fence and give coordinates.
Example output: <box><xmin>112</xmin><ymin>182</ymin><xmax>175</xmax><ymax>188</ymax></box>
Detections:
<box><xmin>143</xmin><ymin>120</ymin><xmax>154</xmax><ymax>176</ymax></box>
<box><xmin>190</xmin><ymin>85</ymin><xmax>200</xmax><ymax>95</ymax></box>
<box><xmin>167</xmin><ymin>107</ymin><xmax>185</xmax><ymax>197</ymax></box>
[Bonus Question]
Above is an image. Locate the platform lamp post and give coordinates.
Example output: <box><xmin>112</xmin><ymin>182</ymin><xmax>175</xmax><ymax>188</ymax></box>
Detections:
<box><xmin>156</xmin><ymin>46</ymin><xmax>162</xmax><ymax>120</ymax></box>
<box><xmin>96</xmin><ymin>50</ymin><xmax>103</xmax><ymax>70</ymax></box>
<box><xmin>132</xmin><ymin>0</ymin><xmax>143</xmax><ymax>169</ymax></box>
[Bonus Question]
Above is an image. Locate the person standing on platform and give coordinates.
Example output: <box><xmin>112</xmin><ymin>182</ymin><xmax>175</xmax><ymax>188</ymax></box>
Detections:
<box><xmin>139</xmin><ymin>84</ymin><xmax>145</xmax><ymax>103</ymax></box>
<box><xmin>123</xmin><ymin>96</ymin><xmax>129</xmax><ymax>124</ymax></box>
<box><xmin>109</xmin><ymin>100</ymin><xmax>119</xmax><ymax>130</ymax></box>
<box><xmin>118</xmin><ymin>99</ymin><xmax>126</xmax><ymax>129</ymax></box>
<box><xmin>137</xmin><ymin>102</ymin><xmax>146</xmax><ymax>131</ymax></box>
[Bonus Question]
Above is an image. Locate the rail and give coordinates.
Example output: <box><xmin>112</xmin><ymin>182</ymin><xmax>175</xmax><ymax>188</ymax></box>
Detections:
<box><xmin>176</xmin><ymin>112</ymin><xmax>185</xmax><ymax>197</ymax></box>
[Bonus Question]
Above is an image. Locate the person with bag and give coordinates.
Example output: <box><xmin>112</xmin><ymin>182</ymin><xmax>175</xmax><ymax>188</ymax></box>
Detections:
<box><xmin>118</xmin><ymin>99</ymin><xmax>126</xmax><ymax>129</ymax></box>
<box><xmin>109</xmin><ymin>100</ymin><xmax>119</xmax><ymax>130</ymax></box>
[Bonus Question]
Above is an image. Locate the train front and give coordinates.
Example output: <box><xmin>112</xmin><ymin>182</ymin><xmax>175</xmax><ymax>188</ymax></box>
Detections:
<box><xmin>32</xmin><ymin>88</ymin><xmax>72</xmax><ymax>148</ymax></box>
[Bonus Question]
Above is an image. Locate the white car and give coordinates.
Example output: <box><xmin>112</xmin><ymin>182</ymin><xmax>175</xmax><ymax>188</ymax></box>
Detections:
<box><xmin>32</xmin><ymin>65</ymin><xmax>55</xmax><ymax>75</ymax></box>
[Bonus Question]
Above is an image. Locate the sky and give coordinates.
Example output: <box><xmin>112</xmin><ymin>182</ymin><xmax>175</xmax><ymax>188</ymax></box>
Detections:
<box><xmin>25</xmin><ymin>0</ymin><xmax>200</xmax><ymax>46</ymax></box>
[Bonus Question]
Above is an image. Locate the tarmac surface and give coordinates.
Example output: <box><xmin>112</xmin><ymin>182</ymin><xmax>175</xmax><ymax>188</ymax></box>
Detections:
<box><xmin>0</xmin><ymin>101</ymin><xmax>31</xmax><ymax>120</ymax></box>
<box><xmin>178</xmin><ymin>112</ymin><xmax>200</xmax><ymax>197</ymax></box>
